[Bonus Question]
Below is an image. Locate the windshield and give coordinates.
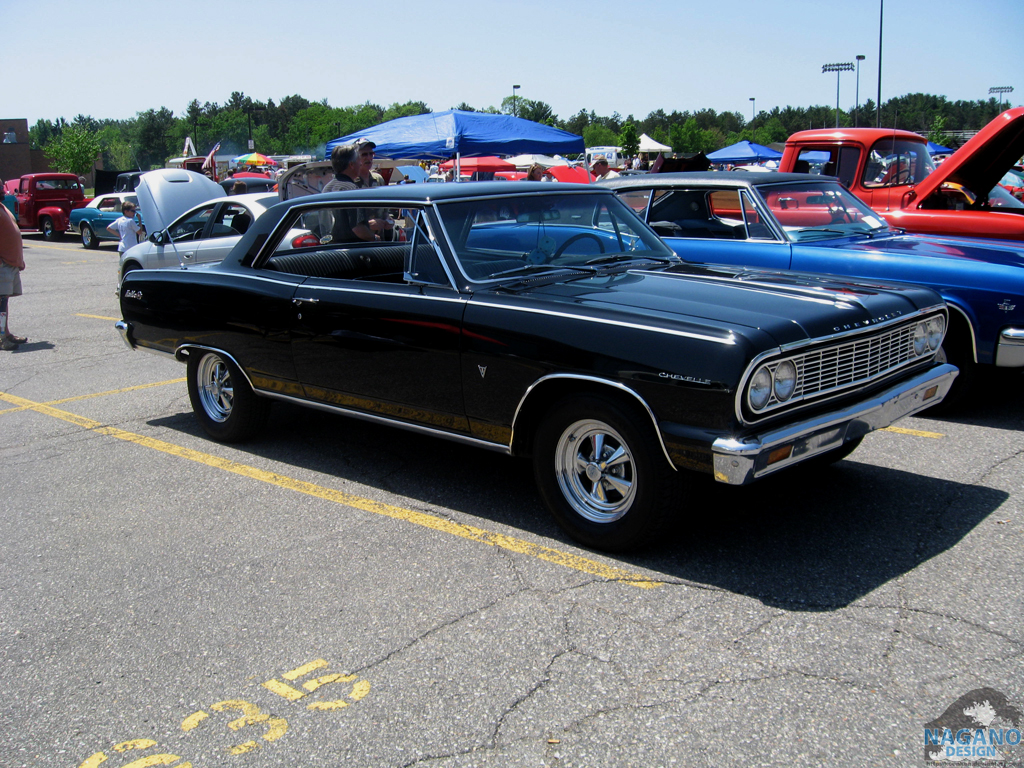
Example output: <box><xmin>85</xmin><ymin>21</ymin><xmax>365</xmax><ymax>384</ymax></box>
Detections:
<box><xmin>862</xmin><ymin>139</ymin><xmax>936</xmax><ymax>188</ymax></box>
<box><xmin>435</xmin><ymin>192</ymin><xmax>677</xmax><ymax>281</ymax></box>
<box><xmin>756</xmin><ymin>181</ymin><xmax>892</xmax><ymax>242</ymax></box>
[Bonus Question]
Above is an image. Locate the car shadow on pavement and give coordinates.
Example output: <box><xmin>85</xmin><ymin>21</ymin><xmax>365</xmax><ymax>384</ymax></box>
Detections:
<box><xmin>918</xmin><ymin>367</ymin><xmax>1024</xmax><ymax>431</ymax></box>
<box><xmin>149</xmin><ymin>399</ymin><xmax>1008</xmax><ymax>614</ymax></box>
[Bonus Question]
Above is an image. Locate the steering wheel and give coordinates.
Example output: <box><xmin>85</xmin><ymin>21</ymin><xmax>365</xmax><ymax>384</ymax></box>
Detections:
<box><xmin>552</xmin><ymin>232</ymin><xmax>607</xmax><ymax>259</ymax></box>
<box><xmin>892</xmin><ymin>168</ymin><xmax>912</xmax><ymax>185</ymax></box>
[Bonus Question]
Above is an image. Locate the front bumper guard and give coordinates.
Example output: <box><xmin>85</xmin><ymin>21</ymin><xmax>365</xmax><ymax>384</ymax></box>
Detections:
<box><xmin>712</xmin><ymin>363</ymin><xmax>958</xmax><ymax>485</ymax></box>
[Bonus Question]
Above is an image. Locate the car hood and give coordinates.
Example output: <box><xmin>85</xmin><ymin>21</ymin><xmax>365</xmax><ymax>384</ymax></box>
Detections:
<box><xmin>135</xmin><ymin>169</ymin><xmax>224</xmax><ymax>233</ymax></box>
<box><xmin>912</xmin><ymin>107</ymin><xmax>1024</xmax><ymax>203</ymax></box>
<box><xmin>834</xmin><ymin>232</ymin><xmax>1024</xmax><ymax>269</ymax></box>
<box><xmin>516</xmin><ymin>264</ymin><xmax>939</xmax><ymax>348</ymax></box>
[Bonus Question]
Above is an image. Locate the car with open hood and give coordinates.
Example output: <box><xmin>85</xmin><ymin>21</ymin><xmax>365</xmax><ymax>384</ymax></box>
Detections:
<box><xmin>116</xmin><ymin>182</ymin><xmax>956</xmax><ymax>551</ymax></box>
<box><xmin>779</xmin><ymin>107</ymin><xmax>1024</xmax><ymax>241</ymax></box>
<box><xmin>606</xmin><ymin>171</ymin><xmax>1024</xmax><ymax>403</ymax></box>
<box><xmin>119</xmin><ymin>168</ymin><xmax>278</xmax><ymax>284</ymax></box>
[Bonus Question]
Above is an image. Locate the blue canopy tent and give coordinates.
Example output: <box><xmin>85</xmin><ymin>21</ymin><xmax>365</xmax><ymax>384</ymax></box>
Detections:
<box><xmin>325</xmin><ymin>110</ymin><xmax>584</xmax><ymax>161</ymax></box>
<box><xmin>707</xmin><ymin>140</ymin><xmax>783</xmax><ymax>164</ymax></box>
<box><xmin>926</xmin><ymin>140</ymin><xmax>954</xmax><ymax>155</ymax></box>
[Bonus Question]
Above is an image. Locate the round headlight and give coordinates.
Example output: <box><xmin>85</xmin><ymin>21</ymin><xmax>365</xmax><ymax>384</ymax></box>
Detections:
<box><xmin>913</xmin><ymin>322</ymin><xmax>928</xmax><ymax>356</ymax></box>
<box><xmin>773</xmin><ymin>360</ymin><xmax>798</xmax><ymax>402</ymax></box>
<box><xmin>749</xmin><ymin>366</ymin><xmax>772</xmax><ymax>410</ymax></box>
<box><xmin>926</xmin><ymin>316</ymin><xmax>945</xmax><ymax>351</ymax></box>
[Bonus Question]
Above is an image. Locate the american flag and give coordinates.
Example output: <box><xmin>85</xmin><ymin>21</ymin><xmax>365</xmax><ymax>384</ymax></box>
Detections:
<box><xmin>202</xmin><ymin>141</ymin><xmax>221</xmax><ymax>170</ymax></box>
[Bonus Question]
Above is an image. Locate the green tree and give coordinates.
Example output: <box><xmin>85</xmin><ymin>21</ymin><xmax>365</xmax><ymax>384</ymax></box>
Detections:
<box><xmin>382</xmin><ymin>101</ymin><xmax>431</xmax><ymax>122</ymax></box>
<box><xmin>619</xmin><ymin>122</ymin><xmax>639</xmax><ymax>158</ymax></box>
<box><xmin>927</xmin><ymin>114</ymin><xmax>948</xmax><ymax>145</ymax></box>
<box><xmin>43</xmin><ymin>124</ymin><xmax>101</xmax><ymax>176</ymax></box>
<box><xmin>583</xmin><ymin>124</ymin><xmax>619</xmax><ymax>148</ymax></box>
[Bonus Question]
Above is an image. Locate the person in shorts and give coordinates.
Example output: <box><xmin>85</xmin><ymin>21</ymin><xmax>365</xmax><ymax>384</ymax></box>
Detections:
<box><xmin>0</xmin><ymin>199</ymin><xmax>27</xmax><ymax>350</ymax></box>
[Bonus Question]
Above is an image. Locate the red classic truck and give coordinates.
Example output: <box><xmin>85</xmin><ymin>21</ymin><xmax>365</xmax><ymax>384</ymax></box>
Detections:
<box><xmin>779</xmin><ymin>107</ymin><xmax>1024</xmax><ymax>241</ymax></box>
<box><xmin>8</xmin><ymin>173</ymin><xmax>87</xmax><ymax>240</ymax></box>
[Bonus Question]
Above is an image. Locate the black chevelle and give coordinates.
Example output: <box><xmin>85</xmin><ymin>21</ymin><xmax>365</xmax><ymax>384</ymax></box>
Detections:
<box><xmin>117</xmin><ymin>182</ymin><xmax>957</xmax><ymax>550</ymax></box>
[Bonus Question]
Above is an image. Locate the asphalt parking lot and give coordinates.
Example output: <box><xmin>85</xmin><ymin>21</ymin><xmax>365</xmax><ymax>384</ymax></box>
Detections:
<box><xmin>2</xmin><ymin>234</ymin><xmax>1023</xmax><ymax>768</ymax></box>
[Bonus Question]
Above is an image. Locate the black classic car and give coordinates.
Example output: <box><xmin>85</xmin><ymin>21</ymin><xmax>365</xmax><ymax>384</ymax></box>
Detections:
<box><xmin>117</xmin><ymin>183</ymin><xmax>957</xmax><ymax>550</ymax></box>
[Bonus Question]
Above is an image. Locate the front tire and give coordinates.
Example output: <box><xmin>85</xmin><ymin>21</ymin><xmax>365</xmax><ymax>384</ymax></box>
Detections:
<box><xmin>533</xmin><ymin>395</ymin><xmax>678</xmax><ymax>551</ymax></box>
<box><xmin>81</xmin><ymin>224</ymin><xmax>97</xmax><ymax>249</ymax></box>
<box><xmin>187</xmin><ymin>350</ymin><xmax>269</xmax><ymax>442</ymax></box>
<box><xmin>40</xmin><ymin>216</ymin><xmax>63</xmax><ymax>241</ymax></box>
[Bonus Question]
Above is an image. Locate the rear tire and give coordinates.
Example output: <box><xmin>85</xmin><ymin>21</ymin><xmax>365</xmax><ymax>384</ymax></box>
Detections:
<box><xmin>187</xmin><ymin>350</ymin><xmax>270</xmax><ymax>442</ymax></box>
<box><xmin>81</xmin><ymin>224</ymin><xmax>97</xmax><ymax>249</ymax></box>
<box><xmin>927</xmin><ymin>326</ymin><xmax>976</xmax><ymax>412</ymax></box>
<box><xmin>533</xmin><ymin>394</ymin><xmax>678</xmax><ymax>551</ymax></box>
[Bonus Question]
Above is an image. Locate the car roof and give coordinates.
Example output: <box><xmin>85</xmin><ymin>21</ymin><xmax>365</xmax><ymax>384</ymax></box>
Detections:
<box><xmin>601</xmin><ymin>172</ymin><xmax>834</xmax><ymax>190</ymax></box>
<box><xmin>291</xmin><ymin>180</ymin><xmax>609</xmax><ymax>205</ymax></box>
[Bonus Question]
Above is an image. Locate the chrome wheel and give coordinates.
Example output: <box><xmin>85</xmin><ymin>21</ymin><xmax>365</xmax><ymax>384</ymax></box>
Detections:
<box><xmin>554</xmin><ymin>418</ymin><xmax>636</xmax><ymax>523</ymax></box>
<box><xmin>81</xmin><ymin>224</ymin><xmax>97</xmax><ymax>249</ymax></box>
<box><xmin>196</xmin><ymin>353</ymin><xmax>234</xmax><ymax>423</ymax></box>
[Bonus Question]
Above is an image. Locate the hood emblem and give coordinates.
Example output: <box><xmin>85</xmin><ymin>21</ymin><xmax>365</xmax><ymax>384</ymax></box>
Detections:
<box><xmin>998</xmin><ymin>299</ymin><xmax>1016</xmax><ymax>313</ymax></box>
<box><xmin>478</xmin><ymin>365</ymin><xmax>487</xmax><ymax>379</ymax></box>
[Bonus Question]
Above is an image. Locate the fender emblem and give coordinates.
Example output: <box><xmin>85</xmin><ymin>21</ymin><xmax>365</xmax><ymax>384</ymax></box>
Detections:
<box><xmin>478</xmin><ymin>365</ymin><xmax>487</xmax><ymax>378</ymax></box>
<box><xmin>124</xmin><ymin>289</ymin><xmax>143</xmax><ymax>300</ymax></box>
<box><xmin>998</xmin><ymin>299</ymin><xmax>1016</xmax><ymax>313</ymax></box>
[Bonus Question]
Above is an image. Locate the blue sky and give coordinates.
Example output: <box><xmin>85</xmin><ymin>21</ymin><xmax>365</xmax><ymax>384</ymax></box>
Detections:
<box><xmin>4</xmin><ymin>0</ymin><xmax>1021</xmax><ymax>127</ymax></box>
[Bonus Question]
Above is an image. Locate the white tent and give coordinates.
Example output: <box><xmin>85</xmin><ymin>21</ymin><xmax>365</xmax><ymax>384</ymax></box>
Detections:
<box><xmin>638</xmin><ymin>133</ymin><xmax>671</xmax><ymax>154</ymax></box>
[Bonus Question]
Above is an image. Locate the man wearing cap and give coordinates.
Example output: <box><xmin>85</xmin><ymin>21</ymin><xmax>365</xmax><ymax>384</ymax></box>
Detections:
<box><xmin>354</xmin><ymin>139</ymin><xmax>395</xmax><ymax>241</ymax></box>
<box><xmin>591</xmin><ymin>155</ymin><xmax>620</xmax><ymax>181</ymax></box>
<box><xmin>322</xmin><ymin>143</ymin><xmax>376</xmax><ymax>243</ymax></box>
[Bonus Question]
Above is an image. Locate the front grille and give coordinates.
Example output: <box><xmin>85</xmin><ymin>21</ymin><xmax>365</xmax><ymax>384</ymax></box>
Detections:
<box><xmin>747</xmin><ymin>315</ymin><xmax>939</xmax><ymax>418</ymax></box>
<box><xmin>795</xmin><ymin>323</ymin><xmax>917</xmax><ymax>398</ymax></box>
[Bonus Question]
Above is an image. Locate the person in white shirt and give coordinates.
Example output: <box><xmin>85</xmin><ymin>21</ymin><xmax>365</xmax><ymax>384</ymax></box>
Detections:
<box><xmin>106</xmin><ymin>200</ymin><xmax>145</xmax><ymax>253</ymax></box>
<box><xmin>591</xmin><ymin>155</ymin><xmax>620</xmax><ymax>181</ymax></box>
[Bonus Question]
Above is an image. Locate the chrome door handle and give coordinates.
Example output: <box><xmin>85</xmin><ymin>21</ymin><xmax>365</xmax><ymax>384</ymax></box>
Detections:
<box><xmin>292</xmin><ymin>297</ymin><xmax>319</xmax><ymax>305</ymax></box>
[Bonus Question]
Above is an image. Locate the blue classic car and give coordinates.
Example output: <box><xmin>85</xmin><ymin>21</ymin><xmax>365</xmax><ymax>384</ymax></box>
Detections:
<box><xmin>605</xmin><ymin>172</ymin><xmax>1024</xmax><ymax>403</ymax></box>
<box><xmin>69</xmin><ymin>191</ymin><xmax>142</xmax><ymax>249</ymax></box>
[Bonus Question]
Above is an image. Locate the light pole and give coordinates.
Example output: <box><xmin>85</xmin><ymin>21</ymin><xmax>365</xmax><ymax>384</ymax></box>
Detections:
<box><xmin>989</xmin><ymin>86</ymin><xmax>1014</xmax><ymax>114</ymax></box>
<box><xmin>749</xmin><ymin>97</ymin><xmax>755</xmax><ymax>123</ymax></box>
<box><xmin>512</xmin><ymin>84</ymin><xmax>520</xmax><ymax>118</ymax></box>
<box><xmin>855</xmin><ymin>54</ymin><xmax>866</xmax><ymax>127</ymax></box>
<box><xmin>877</xmin><ymin>0</ymin><xmax>884</xmax><ymax>127</ymax></box>
<box><xmin>822</xmin><ymin>62</ymin><xmax>855</xmax><ymax>128</ymax></box>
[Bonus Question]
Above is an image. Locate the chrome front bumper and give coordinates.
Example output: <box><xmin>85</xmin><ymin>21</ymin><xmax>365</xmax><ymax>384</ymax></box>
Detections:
<box><xmin>996</xmin><ymin>327</ymin><xmax>1024</xmax><ymax>367</ymax></box>
<box><xmin>711</xmin><ymin>363</ymin><xmax>958</xmax><ymax>485</ymax></box>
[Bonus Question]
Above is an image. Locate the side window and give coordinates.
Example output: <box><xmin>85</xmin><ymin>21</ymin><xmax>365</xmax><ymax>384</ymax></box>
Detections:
<box><xmin>211</xmin><ymin>204</ymin><xmax>253</xmax><ymax>238</ymax></box>
<box><xmin>261</xmin><ymin>203</ymin><xmax>439</xmax><ymax>287</ymax></box>
<box><xmin>739</xmin><ymin>190</ymin><xmax>775</xmax><ymax>240</ymax></box>
<box><xmin>863</xmin><ymin>139</ymin><xmax>936</xmax><ymax>188</ymax></box>
<box><xmin>405</xmin><ymin>210</ymin><xmax>450</xmax><ymax>286</ymax></box>
<box><xmin>169</xmin><ymin>205</ymin><xmax>215</xmax><ymax>241</ymax></box>
<box><xmin>616</xmin><ymin>189</ymin><xmax>651</xmax><ymax>219</ymax></box>
<box><xmin>836</xmin><ymin>146</ymin><xmax>861</xmax><ymax>189</ymax></box>
<box><xmin>97</xmin><ymin>197</ymin><xmax>120</xmax><ymax>212</ymax></box>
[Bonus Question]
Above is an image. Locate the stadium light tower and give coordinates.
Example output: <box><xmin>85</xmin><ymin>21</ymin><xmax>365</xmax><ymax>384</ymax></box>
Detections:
<box><xmin>989</xmin><ymin>86</ymin><xmax>1014</xmax><ymax>112</ymax></box>
<box><xmin>822</xmin><ymin>62</ymin><xmax>855</xmax><ymax>128</ymax></box>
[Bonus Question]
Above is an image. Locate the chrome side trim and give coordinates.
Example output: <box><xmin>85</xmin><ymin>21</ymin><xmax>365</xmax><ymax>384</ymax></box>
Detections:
<box><xmin>713</xmin><ymin>363</ymin><xmax>958</xmax><ymax>485</ymax></box>
<box><xmin>257</xmin><ymin>390</ymin><xmax>510</xmax><ymax>454</ymax></box>
<box><xmin>469</xmin><ymin>300</ymin><xmax>737</xmax><ymax>345</ymax></box>
<box><xmin>114</xmin><ymin>320</ymin><xmax>133</xmax><ymax>350</ymax></box>
<box><xmin>996</xmin><ymin>326</ymin><xmax>1024</xmax><ymax>367</ymax></box>
<box><xmin>511</xmin><ymin>373</ymin><xmax>677</xmax><ymax>471</ymax></box>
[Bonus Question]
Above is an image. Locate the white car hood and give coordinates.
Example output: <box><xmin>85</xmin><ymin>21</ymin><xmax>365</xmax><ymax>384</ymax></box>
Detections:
<box><xmin>135</xmin><ymin>169</ymin><xmax>224</xmax><ymax>233</ymax></box>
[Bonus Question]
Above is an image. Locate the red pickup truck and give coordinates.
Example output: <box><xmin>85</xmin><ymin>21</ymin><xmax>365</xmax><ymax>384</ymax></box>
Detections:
<box><xmin>8</xmin><ymin>173</ymin><xmax>87</xmax><ymax>240</ymax></box>
<box><xmin>779</xmin><ymin>107</ymin><xmax>1024</xmax><ymax>241</ymax></box>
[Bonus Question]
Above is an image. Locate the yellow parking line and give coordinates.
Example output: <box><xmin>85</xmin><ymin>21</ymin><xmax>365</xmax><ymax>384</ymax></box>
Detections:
<box><xmin>0</xmin><ymin>379</ymin><xmax>186</xmax><ymax>416</ymax></box>
<box><xmin>0</xmin><ymin>390</ymin><xmax>662</xmax><ymax>589</ymax></box>
<box><xmin>75</xmin><ymin>313</ymin><xmax>120</xmax><ymax>321</ymax></box>
<box><xmin>882</xmin><ymin>426</ymin><xmax>945</xmax><ymax>439</ymax></box>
